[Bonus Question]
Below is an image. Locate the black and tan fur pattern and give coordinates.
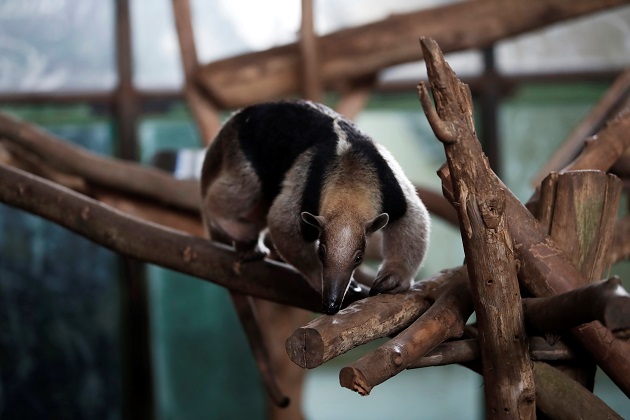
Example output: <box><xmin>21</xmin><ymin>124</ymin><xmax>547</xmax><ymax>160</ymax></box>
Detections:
<box><xmin>201</xmin><ymin>100</ymin><xmax>430</xmax><ymax>314</ymax></box>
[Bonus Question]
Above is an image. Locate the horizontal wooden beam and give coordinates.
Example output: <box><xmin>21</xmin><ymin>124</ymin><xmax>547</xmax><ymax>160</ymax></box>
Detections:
<box><xmin>196</xmin><ymin>0</ymin><xmax>626</xmax><ymax>108</ymax></box>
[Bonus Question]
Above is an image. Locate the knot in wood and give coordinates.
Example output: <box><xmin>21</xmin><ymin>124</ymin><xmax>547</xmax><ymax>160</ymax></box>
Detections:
<box><xmin>182</xmin><ymin>246</ymin><xmax>197</xmax><ymax>262</ymax></box>
<box><xmin>479</xmin><ymin>194</ymin><xmax>505</xmax><ymax>230</ymax></box>
<box><xmin>392</xmin><ymin>346</ymin><xmax>405</xmax><ymax>367</ymax></box>
<box><xmin>81</xmin><ymin>206</ymin><xmax>90</xmax><ymax>221</ymax></box>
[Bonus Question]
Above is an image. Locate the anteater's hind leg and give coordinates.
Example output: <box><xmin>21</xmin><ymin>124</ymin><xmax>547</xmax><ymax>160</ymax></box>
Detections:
<box><xmin>201</xmin><ymin>144</ymin><xmax>288</xmax><ymax>407</ymax></box>
<box><xmin>202</xmin><ymin>167</ymin><xmax>269</xmax><ymax>262</ymax></box>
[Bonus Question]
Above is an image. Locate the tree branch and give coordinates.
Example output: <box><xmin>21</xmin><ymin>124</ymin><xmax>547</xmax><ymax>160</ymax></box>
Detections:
<box><xmin>285</xmin><ymin>267</ymin><xmax>463</xmax><ymax>369</ymax></box>
<box><xmin>533</xmin><ymin>67</ymin><xmax>630</xmax><ymax>185</ymax></box>
<box><xmin>0</xmin><ymin>163</ymin><xmax>332</xmax><ymax>311</ymax></box>
<box><xmin>523</xmin><ymin>277</ymin><xmax>630</xmax><ymax>339</ymax></box>
<box><xmin>407</xmin><ymin>337</ymin><xmax>577</xmax><ymax>369</ymax></box>
<box><xmin>534</xmin><ymin>362</ymin><xmax>623</xmax><ymax>420</ymax></box>
<box><xmin>338</xmin><ymin>270</ymin><xmax>472</xmax><ymax>396</ymax></box>
<box><xmin>196</xmin><ymin>0</ymin><xmax>626</xmax><ymax>108</ymax></box>
<box><xmin>439</xmin><ymin>124</ymin><xmax>630</xmax><ymax>398</ymax></box>
<box><xmin>0</xmin><ymin>112</ymin><xmax>200</xmax><ymax>211</ymax></box>
<box><xmin>419</xmin><ymin>37</ymin><xmax>536</xmax><ymax>418</ymax></box>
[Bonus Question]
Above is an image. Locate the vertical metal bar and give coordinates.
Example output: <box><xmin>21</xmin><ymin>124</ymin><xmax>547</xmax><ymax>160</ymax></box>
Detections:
<box><xmin>480</xmin><ymin>46</ymin><xmax>501</xmax><ymax>178</ymax></box>
<box><xmin>114</xmin><ymin>1</ymin><xmax>154</xmax><ymax>419</ymax></box>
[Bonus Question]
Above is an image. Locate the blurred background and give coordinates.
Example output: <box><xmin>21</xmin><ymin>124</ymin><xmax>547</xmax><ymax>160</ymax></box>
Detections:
<box><xmin>1</xmin><ymin>0</ymin><xmax>630</xmax><ymax>418</ymax></box>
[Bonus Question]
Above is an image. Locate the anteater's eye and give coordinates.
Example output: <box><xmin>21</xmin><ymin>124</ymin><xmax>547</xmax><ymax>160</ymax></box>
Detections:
<box><xmin>353</xmin><ymin>251</ymin><xmax>363</xmax><ymax>267</ymax></box>
<box><xmin>318</xmin><ymin>244</ymin><xmax>327</xmax><ymax>260</ymax></box>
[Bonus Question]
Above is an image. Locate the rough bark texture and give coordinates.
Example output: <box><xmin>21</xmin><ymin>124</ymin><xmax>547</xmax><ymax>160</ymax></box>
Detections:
<box><xmin>523</xmin><ymin>277</ymin><xmax>630</xmax><ymax>338</ymax></box>
<box><xmin>537</xmin><ymin>171</ymin><xmax>620</xmax><ymax>283</ymax></box>
<box><xmin>0</xmin><ymin>112</ymin><xmax>201</xmax><ymax>211</ymax></box>
<box><xmin>338</xmin><ymin>269</ymin><xmax>472</xmax><ymax>396</ymax></box>
<box><xmin>0</xmin><ymin>163</ymin><xmax>332</xmax><ymax>311</ymax></box>
<box><xmin>418</xmin><ymin>37</ymin><xmax>535</xmax><ymax>419</ymax></box>
<box><xmin>533</xmin><ymin>67</ymin><xmax>630</xmax><ymax>185</ymax></box>
<box><xmin>408</xmin><ymin>337</ymin><xmax>577</xmax><ymax>369</ymax></box>
<box><xmin>533</xmin><ymin>362</ymin><xmax>623</xmax><ymax>420</ymax></box>
<box><xmin>195</xmin><ymin>0</ymin><xmax>626</xmax><ymax>108</ymax></box>
<box><xmin>441</xmin><ymin>108</ymin><xmax>630</xmax><ymax>398</ymax></box>
<box><xmin>285</xmin><ymin>268</ymin><xmax>457</xmax><ymax>369</ymax></box>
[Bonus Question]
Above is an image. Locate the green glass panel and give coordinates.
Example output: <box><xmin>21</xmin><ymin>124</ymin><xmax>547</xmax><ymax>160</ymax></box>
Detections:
<box><xmin>0</xmin><ymin>107</ymin><xmax>121</xmax><ymax>419</ymax></box>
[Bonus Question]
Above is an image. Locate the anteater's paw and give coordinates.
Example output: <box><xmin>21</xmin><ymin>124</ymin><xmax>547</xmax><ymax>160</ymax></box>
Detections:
<box><xmin>370</xmin><ymin>272</ymin><xmax>412</xmax><ymax>296</ymax></box>
<box><xmin>233</xmin><ymin>245</ymin><xmax>269</xmax><ymax>275</ymax></box>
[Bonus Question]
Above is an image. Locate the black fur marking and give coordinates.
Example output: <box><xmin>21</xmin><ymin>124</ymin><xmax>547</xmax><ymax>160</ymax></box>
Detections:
<box><xmin>335</xmin><ymin>120</ymin><xmax>408</xmax><ymax>224</ymax></box>
<box><xmin>300</xmin><ymin>141</ymin><xmax>336</xmax><ymax>241</ymax></box>
<box><xmin>236</xmin><ymin>101</ymin><xmax>337</xmax><ymax>201</ymax></box>
<box><xmin>232</xmin><ymin>100</ymin><xmax>408</xmax><ymax>241</ymax></box>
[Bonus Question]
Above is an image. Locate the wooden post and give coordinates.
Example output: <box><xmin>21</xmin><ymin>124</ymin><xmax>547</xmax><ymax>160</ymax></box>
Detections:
<box><xmin>536</xmin><ymin>170</ymin><xmax>622</xmax><ymax>388</ymax></box>
<box><xmin>171</xmin><ymin>0</ymin><xmax>221</xmax><ymax>144</ymax></box>
<box><xmin>299</xmin><ymin>0</ymin><xmax>322</xmax><ymax>102</ymax></box>
<box><xmin>418</xmin><ymin>37</ymin><xmax>535</xmax><ymax>419</ymax></box>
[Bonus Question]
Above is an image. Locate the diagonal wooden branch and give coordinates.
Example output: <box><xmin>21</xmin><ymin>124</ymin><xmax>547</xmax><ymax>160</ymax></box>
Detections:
<box><xmin>523</xmin><ymin>277</ymin><xmax>630</xmax><ymax>339</ymax></box>
<box><xmin>533</xmin><ymin>67</ymin><xmax>630</xmax><ymax>185</ymax></box>
<box><xmin>419</xmin><ymin>37</ymin><xmax>535</xmax><ymax>419</ymax></box>
<box><xmin>528</xmin><ymin>107</ymin><xmax>630</xmax><ymax>215</ymax></box>
<box><xmin>439</xmin><ymin>134</ymin><xmax>630</xmax><ymax>399</ymax></box>
<box><xmin>196</xmin><ymin>0</ymin><xmax>627</xmax><ymax>108</ymax></box>
<box><xmin>0</xmin><ymin>140</ymin><xmax>206</xmax><ymax>236</ymax></box>
<box><xmin>0</xmin><ymin>163</ymin><xmax>332</xmax><ymax>310</ymax></box>
<box><xmin>408</xmin><ymin>337</ymin><xmax>577</xmax><ymax>369</ymax></box>
<box><xmin>408</xmin><ymin>337</ymin><xmax>621</xmax><ymax>419</ymax></box>
<box><xmin>171</xmin><ymin>0</ymin><xmax>221</xmax><ymax>144</ymax></box>
<box><xmin>285</xmin><ymin>267</ymin><xmax>462</xmax><ymax>369</ymax></box>
<box><xmin>560</xmin><ymin>107</ymin><xmax>630</xmax><ymax>173</ymax></box>
<box><xmin>533</xmin><ymin>362</ymin><xmax>623</xmax><ymax>420</ymax></box>
<box><xmin>339</xmin><ymin>269</ymin><xmax>473</xmax><ymax>396</ymax></box>
<box><xmin>0</xmin><ymin>112</ymin><xmax>201</xmax><ymax>211</ymax></box>
<box><xmin>0</xmin><ymin>112</ymin><xmax>459</xmax><ymax>230</ymax></box>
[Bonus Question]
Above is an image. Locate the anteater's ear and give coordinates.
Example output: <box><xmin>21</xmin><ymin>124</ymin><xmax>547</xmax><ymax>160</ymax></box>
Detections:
<box><xmin>301</xmin><ymin>212</ymin><xmax>326</xmax><ymax>232</ymax></box>
<box><xmin>367</xmin><ymin>213</ymin><xmax>389</xmax><ymax>234</ymax></box>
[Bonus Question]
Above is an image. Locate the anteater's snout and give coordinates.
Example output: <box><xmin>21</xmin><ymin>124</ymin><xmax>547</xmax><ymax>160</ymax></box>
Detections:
<box><xmin>322</xmin><ymin>298</ymin><xmax>342</xmax><ymax>315</ymax></box>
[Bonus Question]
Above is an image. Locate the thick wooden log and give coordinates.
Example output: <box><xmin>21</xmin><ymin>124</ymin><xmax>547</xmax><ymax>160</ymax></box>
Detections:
<box><xmin>196</xmin><ymin>0</ymin><xmax>627</xmax><ymax>108</ymax></box>
<box><xmin>0</xmin><ymin>163</ymin><xmax>331</xmax><ymax>310</ymax></box>
<box><xmin>439</xmin><ymin>131</ymin><xmax>630</xmax><ymax>398</ymax></box>
<box><xmin>1</xmin><ymin>140</ymin><xmax>206</xmax><ymax>236</ymax></box>
<box><xmin>0</xmin><ymin>112</ymin><xmax>201</xmax><ymax>211</ymax></box>
<box><xmin>533</xmin><ymin>362</ymin><xmax>623</xmax><ymax>420</ymax></box>
<box><xmin>418</xmin><ymin>38</ymin><xmax>535</xmax><ymax>419</ymax></box>
<box><xmin>523</xmin><ymin>277</ymin><xmax>630</xmax><ymax>339</ymax></box>
<box><xmin>408</xmin><ymin>337</ymin><xmax>576</xmax><ymax>369</ymax></box>
<box><xmin>537</xmin><ymin>170</ymin><xmax>622</xmax><ymax>390</ymax></box>
<box><xmin>413</xmin><ymin>339</ymin><xmax>621</xmax><ymax>419</ymax></box>
<box><xmin>338</xmin><ymin>270</ymin><xmax>472</xmax><ymax>396</ymax></box>
<box><xmin>285</xmin><ymin>267</ymin><xmax>460</xmax><ymax>369</ymax></box>
<box><xmin>537</xmin><ymin>171</ymin><xmax>620</xmax><ymax>283</ymax></box>
<box><xmin>533</xmin><ymin>67</ymin><xmax>630</xmax><ymax>185</ymax></box>
<box><xmin>171</xmin><ymin>0</ymin><xmax>221</xmax><ymax>144</ymax></box>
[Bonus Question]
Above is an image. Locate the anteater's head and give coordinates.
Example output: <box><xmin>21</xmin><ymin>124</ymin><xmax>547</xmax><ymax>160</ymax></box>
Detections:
<box><xmin>301</xmin><ymin>211</ymin><xmax>389</xmax><ymax>315</ymax></box>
